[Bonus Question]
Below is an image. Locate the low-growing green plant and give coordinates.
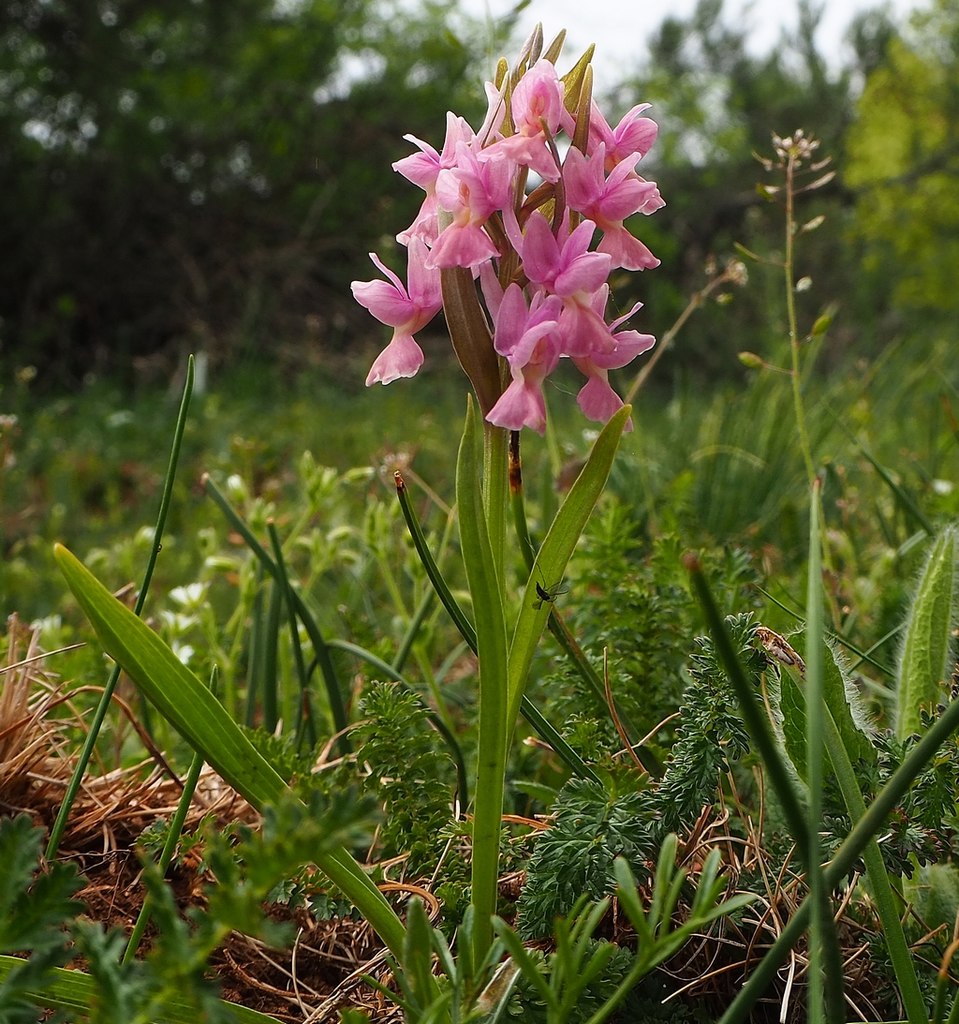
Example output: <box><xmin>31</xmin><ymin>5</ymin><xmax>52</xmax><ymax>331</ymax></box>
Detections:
<box><xmin>0</xmin><ymin>796</ymin><xmax>369</xmax><ymax>1024</ymax></box>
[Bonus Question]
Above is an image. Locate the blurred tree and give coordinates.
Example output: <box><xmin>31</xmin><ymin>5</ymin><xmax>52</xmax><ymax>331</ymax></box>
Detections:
<box><xmin>606</xmin><ymin>0</ymin><xmax>900</xmax><ymax>377</ymax></box>
<box><xmin>846</xmin><ymin>0</ymin><xmax>959</xmax><ymax>320</ymax></box>
<box><xmin>0</xmin><ymin>0</ymin><xmax>500</xmax><ymax>383</ymax></box>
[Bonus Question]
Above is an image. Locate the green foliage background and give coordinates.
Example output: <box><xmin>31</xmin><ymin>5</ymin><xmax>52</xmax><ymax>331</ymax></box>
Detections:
<box><xmin>1</xmin><ymin>0</ymin><xmax>957</xmax><ymax>385</ymax></box>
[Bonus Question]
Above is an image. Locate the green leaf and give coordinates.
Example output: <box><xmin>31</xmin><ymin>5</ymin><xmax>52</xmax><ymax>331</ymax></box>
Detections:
<box><xmin>0</xmin><ymin>955</ymin><xmax>280</xmax><ymax>1023</ymax></box>
<box><xmin>53</xmin><ymin>543</ymin><xmax>407</xmax><ymax>958</ymax></box>
<box><xmin>778</xmin><ymin>637</ymin><xmax>875</xmax><ymax>780</ymax></box>
<box><xmin>821</xmin><ymin>637</ymin><xmax>875</xmax><ymax>763</ymax></box>
<box><xmin>778</xmin><ymin>670</ymin><xmax>808</xmax><ymax>780</ymax></box>
<box><xmin>56</xmin><ymin>543</ymin><xmax>288</xmax><ymax>810</ymax></box>
<box><xmin>896</xmin><ymin>525</ymin><xmax>958</xmax><ymax>742</ymax></box>
<box><xmin>507</xmin><ymin>404</ymin><xmax>630</xmax><ymax>723</ymax></box>
<box><xmin>400</xmin><ymin>898</ymin><xmax>438</xmax><ymax>1011</ymax></box>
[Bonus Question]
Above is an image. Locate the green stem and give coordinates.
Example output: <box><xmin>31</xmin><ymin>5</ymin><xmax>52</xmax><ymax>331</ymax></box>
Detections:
<box><xmin>398</xmin><ymin>467</ymin><xmax>598</xmax><ymax>781</ymax></box>
<box><xmin>46</xmin><ymin>356</ymin><xmax>195</xmax><ymax>861</ymax></box>
<box><xmin>267</xmin><ymin>522</ymin><xmax>316</xmax><ymax>748</ymax></box>
<box><xmin>123</xmin><ymin>747</ymin><xmax>205</xmax><ymax>963</ymax></box>
<box><xmin>484</xmin><ymin>421</ymin><xmax>510</xmax><ymax>586</ymax></box>
<box><xmin>805</xmin><ymin>480</ymin><xmax>843</xmax><ymax>1022</ymax></box>
<box><xmin>783</xmin><ymin>154</ymin><xmax>816</xmax><ymax>489</ymax></box>
<box><xmin>457</xmin><ymin>401</ymin><xmax>510</xmax><ymax>963</ymax></box>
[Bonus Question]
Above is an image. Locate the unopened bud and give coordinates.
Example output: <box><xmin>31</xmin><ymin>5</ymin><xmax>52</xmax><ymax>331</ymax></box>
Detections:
<box><xmin>811</xmin><ymin>312</ymin><xmax>833</xmax><ymax>336</ymax></box>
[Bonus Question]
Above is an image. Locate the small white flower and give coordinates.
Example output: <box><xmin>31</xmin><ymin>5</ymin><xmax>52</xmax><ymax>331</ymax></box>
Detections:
<box><xmin>169</xmin><ymin>582</ymin><xmax>208</xmax><ymax>609</ymax></box>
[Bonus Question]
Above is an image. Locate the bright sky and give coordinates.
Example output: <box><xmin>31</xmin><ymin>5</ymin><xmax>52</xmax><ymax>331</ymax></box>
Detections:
<box><xmin>463</xmin><ymin>0</ymin><xmax>923</xmax><ymax>93</ymax></box>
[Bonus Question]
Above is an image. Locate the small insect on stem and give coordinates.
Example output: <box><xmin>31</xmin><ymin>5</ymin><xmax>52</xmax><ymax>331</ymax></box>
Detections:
<box><xmin>755</xmin><ymin>625</ymin><xmax>806</xmax><ymax>677</ymax></box>
<box><xmin>533</xmin><ymin>579</ymin><xmax>569</xmax><ymax>610</ymax></box>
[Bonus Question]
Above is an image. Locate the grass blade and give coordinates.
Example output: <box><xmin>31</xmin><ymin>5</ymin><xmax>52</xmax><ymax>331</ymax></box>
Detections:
<box><xmin>45</xmin><ymin>356</ymin><xmax>195</xmax><ymax>861</ymax></box>
<box><xmin>203</xmin><ymin>474</ymin><xmax>350</xmax><ymax>752</ymax></box>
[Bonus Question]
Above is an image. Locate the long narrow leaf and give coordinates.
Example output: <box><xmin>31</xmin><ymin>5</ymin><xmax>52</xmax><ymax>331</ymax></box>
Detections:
<box><xmin>53</xmin><ymin>544</ymin><xmax>406</xmax><ymax>957</ymax></box>
<box><xmin>0</xmin><ymin>955</ymin><xmax>280</xmax><ymax>1023</ymax></box>
<box><xmin>395</xmin><ymin>469</ymin><xmax>477</xmax><ymax>650</ymax></box>
<box><xmin>507</xmin><ymin>404</ymin><xmax>631</xmax><ymax>724</ymax></box>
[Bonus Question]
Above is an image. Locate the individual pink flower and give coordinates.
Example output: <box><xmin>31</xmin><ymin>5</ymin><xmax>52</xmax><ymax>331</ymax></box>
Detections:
<box><xmin>426</xmin><ymin>142</ymin><xmax>514</xmax><ymax>269</ymax></box>
<box><xmin>393</xmin><ymin>114</ymin><xmax>476</xmax><ymax>245</ymax></box>
<box><xmin>485</xmin><ymin>284</ymin><xmax>562</xmax><ymax>433</ymax></box>
<box><xmin>492</xmin><ymin>283</ymin><xmax>562</xmax><ymax>366</ymax></box>
<box><xmin>572</xmin><ymin>290</ymin><xmax>655</xmax><ymax>424</ymax></box>
<box><xmin>507</xmin><ymin>210</ymin><xmax>611</xmax><ymax>297</ymax></box>
<box><xmin>482</xmin><ymin>59</ymin><xmax>570</xmax><ymax>182</ymax></box>
<box><xmin>588</xmin><ymin>101</ymin><xmax>659</xmax><ymax>170</ymax></box>
<box><xmin>352</xmin><ymin>238</ymin><xmax>443</xmax><ymax>385</ymax></box>
<box><xmin>564</xmin><ymin>144</ymin><xmax>663</xmax><ymax>270</ymax></box>
<box><xmin>486</xmin><ymin>356</ymin><xmax>557</xmax><ymax>433</ymax></box>
<box><xmin>505</xmin><ymin>209</ymin><xmax>615</xmax><ymax>358</ymax></box>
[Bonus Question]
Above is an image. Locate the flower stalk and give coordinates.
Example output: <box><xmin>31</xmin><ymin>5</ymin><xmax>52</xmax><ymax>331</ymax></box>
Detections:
<box><xmin>353</xmin><ymin>25</ymin><xmax>663</xmax><ymax>973</ymax></box>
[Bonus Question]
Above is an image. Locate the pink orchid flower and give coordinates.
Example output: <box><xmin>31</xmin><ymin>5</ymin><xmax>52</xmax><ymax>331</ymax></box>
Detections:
<box><xmin>354</xmin><ymin>40</ymin><xmax>665</xmax><ymax>430</ymax></box>
<box><xmin>573</xmin><ymin>290</ymin><xmax>655</xmax><ymax>423</ymax></box>
<box><xmin>504</xmin><ymin>210</ymin><xmax>615</xmax><ymax>358</ymax></box>
<box><xmin>508</xmin><ymin>210</ymin><xmax>611</xmax><ymax>296</ymax></box>
<box><xmin>482</xmin><ymin>59</ymin><xmax>570</xmax><ymax>182</ymax></box>
<box><xmin>393</xmin><ymin>113</ymin><xmax>476</xmax><ymax>246</ymax></box>
<box><xmin>426</xmin><ymin>142</ymin><xmax>514</xmax><ymax>269</ymax></box>
<box><xmin>485</xmin><ymin>283</ymin><xmax>563</xmax><ymax>433</ymax></box>
<box><xmin>564</xmin><ymin>144</ymin><xmax>663</xmax><ymax>270</ymax></box>
<box><xmin>492</xmin><ymin>283</ymin><xmax>562</xmax><ymax>366</ymax></box>
<box><xmin>588</xmin><ymin>101</ymin><xmax>659</xmax><ymax>171</ymax></box>
<box><xmin>352</xmin><ymin>238</ymin><xmax>443</xmax><ymax>386</ymax></box>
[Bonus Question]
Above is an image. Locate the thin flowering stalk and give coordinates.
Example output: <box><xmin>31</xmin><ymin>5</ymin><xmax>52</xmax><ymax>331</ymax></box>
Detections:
<box><xmin>778</xmin><ymin>133</ymin><xmax>818</xmax><ymax>489</ymax></box>
<box><xmin>763</xmin><ymin>131</ymin><xmax>844</xmax><ymax>628</ymax></box>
